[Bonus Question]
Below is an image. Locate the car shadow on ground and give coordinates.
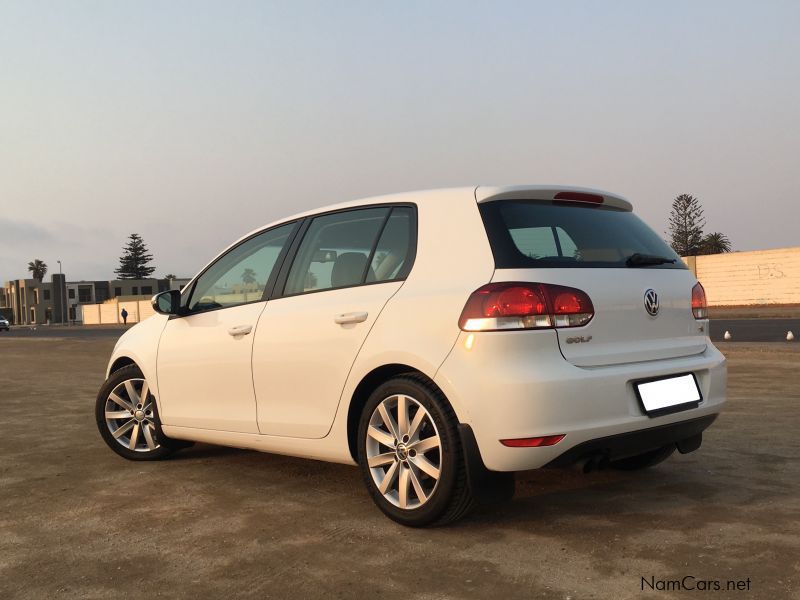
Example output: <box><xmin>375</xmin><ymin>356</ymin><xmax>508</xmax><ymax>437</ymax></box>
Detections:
<box><xmin>163</xmin><ymin>442</ymin><xmax>775</xmax><ymax>531</ymax></box>
<box><xmin>169</xmin><ymin>443</ymin><xmax>253</xmax><ymax>461</ymax></box>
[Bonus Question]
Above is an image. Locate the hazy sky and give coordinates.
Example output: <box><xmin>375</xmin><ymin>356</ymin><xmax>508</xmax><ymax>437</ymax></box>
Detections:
<box><xmin>2</xmin><ymin>1</ymin><xmax>799</xmax><ymax>282</ymax></box>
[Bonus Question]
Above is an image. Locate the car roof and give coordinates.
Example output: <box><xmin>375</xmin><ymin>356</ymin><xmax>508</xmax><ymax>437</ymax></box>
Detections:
<box><xmin>183</xmin><ymin>185</ymin><xmax>634</xmax><ymax>290</ymax></box>
<box><xmin>255</xmin><ymin>185</ymin><xmax>632</xmax><ymax>233</ymax></box>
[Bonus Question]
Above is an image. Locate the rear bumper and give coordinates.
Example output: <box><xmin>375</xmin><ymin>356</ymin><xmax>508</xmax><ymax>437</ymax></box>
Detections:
<box><xmin>543</xmin><ymin>414</ymin><xmax>716</xmax><ymax>467</ymax></box>
<box><xmin>434</xmin><ymin>330</ymin><xmax>727</xmax><ymax>472</ymax></box>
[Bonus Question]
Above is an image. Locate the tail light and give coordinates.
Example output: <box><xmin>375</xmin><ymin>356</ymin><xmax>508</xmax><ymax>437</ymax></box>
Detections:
<box><xmin>459</xmin><ymin>282</ymin><xmax>594</xmax><ymax>331</ymax></box>
<box><xmin>691</xmin><ymin>282</ymin><xmax>707</xmax><ymax>319</ymax></box>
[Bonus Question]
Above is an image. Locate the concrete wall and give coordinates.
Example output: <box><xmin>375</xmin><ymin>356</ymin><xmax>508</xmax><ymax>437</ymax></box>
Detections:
<box><xmin>683</xmin><ymin>247</ymin><xmax>800</xmax><ymax>306</ymax></box>
<box><xmin>83</xmin><ymin>298</ymin><xmax>157</xmax><ymax>325</ymax></box>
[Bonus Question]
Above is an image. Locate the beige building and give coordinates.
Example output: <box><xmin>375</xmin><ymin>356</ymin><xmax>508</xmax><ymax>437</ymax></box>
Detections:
<box><xmin>1</xmin><ymin>275</ymin><xmax>189</xmax><ymax>325</ymax></box>
<box><xmin>1</xmin><ymin>276</ymin><xmax>65</xmax><ymax>326</ymax></box>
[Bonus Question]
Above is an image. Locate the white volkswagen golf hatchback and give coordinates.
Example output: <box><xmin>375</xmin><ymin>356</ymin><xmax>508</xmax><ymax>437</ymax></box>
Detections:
<box><xmin>96</xmin><ymin>186</ymin><xmax>726</xmax><ymax>526</ymax></box>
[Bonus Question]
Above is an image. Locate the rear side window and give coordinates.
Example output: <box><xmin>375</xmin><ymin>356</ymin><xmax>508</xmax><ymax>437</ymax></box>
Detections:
<box><xmin>283</xmin><ymin>205</ymin><xmax>416</xmax><ymax>296</ymax></box>
<box><xmin>480</xmin><ymin>201</ymin><xmax>685</xmax><ymax>269</ymax></box>
<box><xmin>367</xmin><ymin>207</ymin><xmax>414</xmax><ymax>283</ymax></box>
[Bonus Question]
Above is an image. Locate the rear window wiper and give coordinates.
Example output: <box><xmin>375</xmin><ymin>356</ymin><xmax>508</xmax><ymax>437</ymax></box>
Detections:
<box><xmin>625</xmin><ymin>253</ymin><xmax>677</xmax><ymax>267</ymax></box>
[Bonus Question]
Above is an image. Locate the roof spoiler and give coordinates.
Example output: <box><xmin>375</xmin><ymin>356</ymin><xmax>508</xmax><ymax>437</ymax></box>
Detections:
<box><xmin>475</xmin><ymin>185</ymin><xmax>633</xmax><ymax>212</ymax></box>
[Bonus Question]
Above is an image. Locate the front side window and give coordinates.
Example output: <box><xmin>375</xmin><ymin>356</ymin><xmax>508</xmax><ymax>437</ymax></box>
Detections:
<box><xmin>283</xmin><ymin>208</ymin><xmax>390</xmax><ymax>296</ymax></box>
<box><xmin>188</xmin><ymin>222</ymin><xmax>296</xmax><ymax>312</ymax></box>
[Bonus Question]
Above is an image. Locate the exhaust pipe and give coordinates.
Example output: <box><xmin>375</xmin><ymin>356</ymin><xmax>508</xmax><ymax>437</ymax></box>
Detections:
<box><xmin>574</xmin><ymin>454</ymin><xmax>609</xmax><ymax>474</ymax></box>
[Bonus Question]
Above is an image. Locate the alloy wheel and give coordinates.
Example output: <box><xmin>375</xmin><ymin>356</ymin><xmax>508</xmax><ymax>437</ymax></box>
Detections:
<box><xmin>365</xmin><ymin>394</ymin><xmax>442</xmax><ymax>509</ymax></box>
<box><xmin>103</xmin><ymin>378</ymin><xmax>160</xmax><ymax>452</ymax></box>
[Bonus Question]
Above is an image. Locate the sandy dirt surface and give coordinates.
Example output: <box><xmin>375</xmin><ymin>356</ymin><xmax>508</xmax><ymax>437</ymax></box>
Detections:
<box><xmin>0</xmin><ymin>338</ymin><xmax>798</xmax><ymax>599</ymax></box>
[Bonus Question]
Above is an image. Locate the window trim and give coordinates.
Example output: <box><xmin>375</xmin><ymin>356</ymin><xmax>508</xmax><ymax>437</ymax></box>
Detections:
<box><xmin>269</xmin><ymin>202</ymin><xmax>418</xmax><ymax>300</ymax></box>
<box><xmin>179</xmin><ymin>220</ymin><xmax>302</xmax><ymax>317</ymax></box>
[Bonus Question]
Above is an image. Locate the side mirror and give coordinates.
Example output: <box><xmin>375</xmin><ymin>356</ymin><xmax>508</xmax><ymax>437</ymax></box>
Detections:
<box><xmin>152</xmin><ymin>290</ymin><xmax>182</xmax><ymax>315</ymax></box>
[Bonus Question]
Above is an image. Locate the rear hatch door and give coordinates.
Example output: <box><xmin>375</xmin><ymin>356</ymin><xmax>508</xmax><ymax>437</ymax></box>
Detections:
<box><xmin>492</xmin><ymin>268</ymin><xmax>706</xmax><ymax>366</ymax></box>
<box><xmin>478</xmin><ymin>192</ymin><xmax>706</xmax><ymax>367</ymax></box>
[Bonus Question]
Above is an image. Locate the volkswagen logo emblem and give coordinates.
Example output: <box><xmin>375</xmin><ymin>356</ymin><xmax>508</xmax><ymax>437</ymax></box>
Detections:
<box><xmin>644</xmin><ymin>289</ymin><xmax>659</xmax><ymax>316</ymax></box>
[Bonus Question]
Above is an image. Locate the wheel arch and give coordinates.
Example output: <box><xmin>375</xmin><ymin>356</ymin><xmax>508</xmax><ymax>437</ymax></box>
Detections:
<box><xmin>346</xmin><ymin>363</ymin><xmax>450</xmax><ymax>462</ymax></box>
<box><xmin>105</xmin><ymin>346</ymin><xmax>162</xmax><ymax>414</ymax></box>
<box><xmin>108</xmin><ymin>356</ymin><xmax>137</xmax><ymax>375</ymax></box>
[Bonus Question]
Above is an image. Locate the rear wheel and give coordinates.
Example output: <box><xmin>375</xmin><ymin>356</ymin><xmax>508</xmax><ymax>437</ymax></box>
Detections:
<box><xmin>609</xmin><ymin>445</ymin><xmax>675</xmax><ymax>471</ymax></box>
<box><xmin>357</xmin><ymin>375</ymin><xmax>474</xmax><ymax>527</ymax></box>
<box><xmin>95</xmin><ymin>365</ymin><xmax>190</xmax><ymax>461</ymax></box>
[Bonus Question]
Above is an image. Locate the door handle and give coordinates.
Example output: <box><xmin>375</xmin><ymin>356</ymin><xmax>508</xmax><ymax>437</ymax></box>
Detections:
<box><xmin>334</xmin><ymin>311</ymin><xmax>369</xmax><ymax>325</ymax></box>
<box><xmin>228</xmin><ymin>324</ymin><xmax>253</xmax><ymax>336</ymax></box>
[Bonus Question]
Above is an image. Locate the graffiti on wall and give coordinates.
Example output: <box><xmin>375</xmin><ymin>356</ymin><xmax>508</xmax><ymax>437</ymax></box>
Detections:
<box><xmin>757</xmin><ymin>264</ymin><xmax>785</xmax><ymax>279</ymax></box>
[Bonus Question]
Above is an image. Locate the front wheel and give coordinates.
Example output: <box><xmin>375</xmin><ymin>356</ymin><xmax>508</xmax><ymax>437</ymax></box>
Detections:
<box><xmin>95</xmin><ymin>365</ymin><xmax>188</xmax><ymax>461</ymax></box>
<box><xmin>357</xmin><ymin>375</ymin><xmax>474</xmax><ymax>527</ymax></box>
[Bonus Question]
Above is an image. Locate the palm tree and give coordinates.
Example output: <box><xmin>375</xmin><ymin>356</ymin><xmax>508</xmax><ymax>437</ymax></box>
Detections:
<box><xmin>241</xmin><ymin>268</ymin><xmax>257</xmax><ymax>288</ymax></box>
<box><xmin>27</xmin><ymin>259</ymin><xmax>48</xmax><ymax>282</ymax></box>
<box><xmin>699</xmin><ymin>232</ymin><xmax>732</xmax><ymax>255</ymax></box>
<box><xmin>240</xmin><ymin>268</ymin><xmax>257</xmax><ymax>302</ymax></box>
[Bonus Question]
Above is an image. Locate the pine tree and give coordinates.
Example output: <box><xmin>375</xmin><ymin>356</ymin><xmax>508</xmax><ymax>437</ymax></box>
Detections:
<box><xmin>115</xmin><ymin>234</ymin><xmax>156</xmax><ymax>279</ymax></box>
<box><xmin>668</xmin><ymin>194</ymin><xmax>706</xmax><ymax>256</ymax></box>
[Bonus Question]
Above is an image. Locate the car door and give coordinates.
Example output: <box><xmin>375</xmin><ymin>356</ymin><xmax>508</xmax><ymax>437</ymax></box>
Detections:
<box><xmin>156</xmin><ymin>222</ymin><xmax>298</xmax><ymax>433</ymax></box>
<box><xmin>252</xmin><ymin>205</ymin><xmax>416</xmax><ymax>438</ymax></box>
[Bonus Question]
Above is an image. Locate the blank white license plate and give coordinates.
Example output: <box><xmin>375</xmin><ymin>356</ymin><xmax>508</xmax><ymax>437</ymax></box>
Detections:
<box><xmin>635</xmin><ymin>373</ymin><xmax>702</xmax><ymax>416</ymax></box>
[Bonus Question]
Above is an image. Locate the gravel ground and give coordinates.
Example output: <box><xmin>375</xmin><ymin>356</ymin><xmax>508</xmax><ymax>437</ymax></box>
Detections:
<box><xmin>0</xmin><ymin>338</ymin><xmax>797</xmax><ymax>599</ymax></box>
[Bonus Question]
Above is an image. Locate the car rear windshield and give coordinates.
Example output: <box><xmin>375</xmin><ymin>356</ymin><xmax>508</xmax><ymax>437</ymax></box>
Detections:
<box><xmin>479</xmin><ymin>200</ymin><xmax>686</xmax><ymax>269</ymax></box>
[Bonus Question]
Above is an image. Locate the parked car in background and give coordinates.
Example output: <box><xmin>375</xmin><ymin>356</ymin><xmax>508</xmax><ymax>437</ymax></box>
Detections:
<box><xmin>0</xmin><ymin>316</ymin><xmax>10</xmax><ymax>331</ymax></box>
<box><xmin>95</xmin><ymin>186</ymin><xmax>727</xmax><ymax>526</ymax></box>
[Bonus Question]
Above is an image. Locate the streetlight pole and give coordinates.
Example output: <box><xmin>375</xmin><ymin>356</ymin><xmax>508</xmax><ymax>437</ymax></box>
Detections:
<box><xmin>57</xmin><ymin>260</ymin><xmax>66</xmax><ymax>325</ymax></box>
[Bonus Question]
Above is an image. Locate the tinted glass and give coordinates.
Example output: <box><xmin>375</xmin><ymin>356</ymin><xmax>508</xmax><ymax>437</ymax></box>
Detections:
<box><xmin>480</xmin><ymin>201</ymin><xmax>685</xmax><ymax>269</ymax></box>
<box><xmin>367</xmin><ymin>207</ymin><xmax>414</xmax><ymax>282</ymax></box>
<box><xmin>284</xmin><ymin>207</ymin><xmax>389</xmax><ymax>295</ymax></box>
<box><xmin>189</xmin><ymin>222</ymin><xmax>295</xmax><ymax>312</ymax></box>
<box><xmin>508</xmin><ymin>225</ymin><xmax>578</xmax><ymax>260</ymax></box>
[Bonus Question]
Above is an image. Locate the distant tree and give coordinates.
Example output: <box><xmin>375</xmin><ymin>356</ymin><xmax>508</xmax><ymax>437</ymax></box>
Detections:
<box><xmin>27</xmin><ymin>259</ymin><xmax>48</xmax><ymax>282</ymax></box>
<box><xmin>241</xmin><ymin>268</ymin><xmax>257</xmax><ymax>288</ymax></box>
<box><xmin>115</xmin><ymin>234</ymin><xmax>155</xmax><ymax>279</ymax></box>
<box><xmin>164</xmin><ymin>273</ymin><xmax>176</xmax><ymax>280</ymax></box>
<box><xmin>668</xmin><ymin>194</ymin><xmax>706</xmax><ymax>256</ymax></box>
<box><xmin>699</xmin><ymin>232</ymin><xmax>732</xmax><ymax>255</ymax></box>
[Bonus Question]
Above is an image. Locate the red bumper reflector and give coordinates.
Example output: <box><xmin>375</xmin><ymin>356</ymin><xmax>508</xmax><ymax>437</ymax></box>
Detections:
<box><xmin>500</xmin><ymin>434</ymin><xmax>566</xmax><ymax>448</ymax></box>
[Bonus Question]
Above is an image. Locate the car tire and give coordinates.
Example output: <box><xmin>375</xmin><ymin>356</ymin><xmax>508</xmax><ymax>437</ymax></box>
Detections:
<box><xmin>609</xmin><ymin>445</ymin><xmax>675</xmax><ymax>471</ymax></box>
<box><xmin>95</xmin><ymin>364</ymin><xmax>191</xmax><ymax>461</ymax></box>
<box><xmin>357</xmin><ymin>374</ymin><xmax>474</xmax><ymax>527</ymax></box>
